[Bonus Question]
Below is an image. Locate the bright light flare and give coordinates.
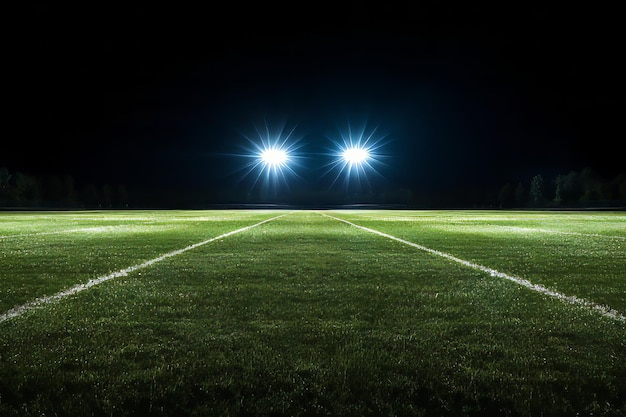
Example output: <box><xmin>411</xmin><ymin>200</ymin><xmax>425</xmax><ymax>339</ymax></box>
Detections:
<box><xmin>341</xmin><ymin>147</ymin><xmax>370</xmax><ymax>166</ymax></box>
<box><xmin>323</xmin><ymin>122</ymin><xmax>388</xmax><ymax>191</ymax></box>
<box><xmin>234</xmin><ymin>120</ymin><xmax>304</xmax><ymax>194</ymax></box>
<box><xmin>261</xmin><ymin>147</ymin><xmax>288</xmax><ymax>168</ymax></box>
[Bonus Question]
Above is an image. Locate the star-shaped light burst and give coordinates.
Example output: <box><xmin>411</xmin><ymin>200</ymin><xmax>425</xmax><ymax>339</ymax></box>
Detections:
<box><xmin>237</xmin><ymin>120</ymin><xmax>304</xmax><ymax>193</ymax></box>
<box><xmin>260</xmin><ymin>147</ymin><xmax>289</xmax><ymax>171</ymax></box>
<box><xmin>341</xmin><ymin>147</ymin><xmax>370</xmax><ymax>166</ymax></box>
<box><xmin>323</xmin><ymin>122</ymin><xmax>387</xmax><ymax>191</ymax></box>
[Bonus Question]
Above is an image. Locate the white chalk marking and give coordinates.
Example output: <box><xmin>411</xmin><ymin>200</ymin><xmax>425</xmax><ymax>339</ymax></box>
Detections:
<box><xmin>0</xmin><ymin>213</ymin><xmax>289</xmax><ymax>323</ymax></box>
<box><xmin>320</xmin><ymin>212</ymin><xmax>626</xmax><ymax>322</ymax></box>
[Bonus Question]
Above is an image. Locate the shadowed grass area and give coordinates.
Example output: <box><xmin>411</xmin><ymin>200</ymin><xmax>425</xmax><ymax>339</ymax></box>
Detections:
<box><xmin>0</xmin><ymin>210</ymin><xmax>280</xmax><ymax>311</ymax></box>
<box><xmin>331</xmin><ymin>210</ymin><xmax>626</xmax><ymax>312</ymax></box>
<box><xmin>1</xmin><ymin>210</ymin><xmax>625</xmax><ymax>416</ymax></box>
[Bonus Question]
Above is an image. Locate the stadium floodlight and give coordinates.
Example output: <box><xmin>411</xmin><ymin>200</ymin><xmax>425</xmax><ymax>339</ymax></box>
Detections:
<box><xmin>235</xmin><ymin>120</ymin><xmax>304</xmax><ymax>194</ymax></box>
<box><xmin>260</xmin><ymin>147</ymin><xmax>289</xmax><ymax>169</ymax></box>
<box><xmin>323</xmin><ymin>122</ymin><xmax>387</xmax><ymax>190</ymax></box>
<box><xmin>341</xmin><ymin>147</ymin><xmax>370</xmax><ymax>166</ymax></box>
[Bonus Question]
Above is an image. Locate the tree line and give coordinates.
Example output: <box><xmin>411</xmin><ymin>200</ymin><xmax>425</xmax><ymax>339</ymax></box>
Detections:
<box><xmin>497</xmin><ymin>167</ymin><xmax>626</xmax><ymax>208</ymax></box>
<box><xmin>0</xmin><ymin>167</ymin><xmax>129</xmax><ymax>209</ymax></box>
<box><xmin>1</xmin><ymin>166</ymin><xmax>625</xmax><ymax>209</ymax></box>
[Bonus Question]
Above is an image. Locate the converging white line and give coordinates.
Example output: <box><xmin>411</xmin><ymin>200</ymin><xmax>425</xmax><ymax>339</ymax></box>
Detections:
<box><xmin>320</xmin><ymin>212</ymin><xmax>626</xmax><ymax>323</ymax></box>
<box><xmin>0</xmin><ymin>213</ymin><xmax>290</xmax><ymax>323</ymax></box>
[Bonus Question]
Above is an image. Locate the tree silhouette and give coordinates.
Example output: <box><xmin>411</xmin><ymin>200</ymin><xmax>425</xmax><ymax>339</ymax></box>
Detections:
<box><xmin>0</xmin><ymin>167</ymin><xmax>11</xmax><ymax>200</ymax></box>
<box><xmin>498</xmin><ymin>183</ymin><xmax>514</xmax><ymax>208</ymax></box>
<box><xmin>514</xmin><ymin>182</ymin><xmax>526</xmax><ymax>208</ymax></box>
<box><xmin>529</xmin><ymin>174</ymin><xmax>545</xmax><ymax>207</ymax></box>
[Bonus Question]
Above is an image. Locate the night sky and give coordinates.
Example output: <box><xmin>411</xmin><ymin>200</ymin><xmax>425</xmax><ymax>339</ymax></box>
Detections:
<box><xmin>6</xmin><ymin>2</ymin><xmax>623</xmax><ymax>205</ymax></box>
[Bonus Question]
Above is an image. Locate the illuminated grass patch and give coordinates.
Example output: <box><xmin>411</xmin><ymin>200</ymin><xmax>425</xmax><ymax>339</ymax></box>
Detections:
<box><xmin>1</xmin><ymin>210</ymin><xmax>624</xmax><ymax>416</ymax></box>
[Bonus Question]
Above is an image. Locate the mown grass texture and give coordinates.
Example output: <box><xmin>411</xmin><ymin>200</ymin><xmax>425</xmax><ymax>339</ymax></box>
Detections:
<box><xmin>0</xmin><ymin>209</ymin><xmax>624</xmax><ymax>416</ymax></box>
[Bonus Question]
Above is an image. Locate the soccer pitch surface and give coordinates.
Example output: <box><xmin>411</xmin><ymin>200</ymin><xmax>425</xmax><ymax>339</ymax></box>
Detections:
<box><xmin>1</xmin><ymin>209</ymin><xmax>625</xmax><ymax>416</ymax></box>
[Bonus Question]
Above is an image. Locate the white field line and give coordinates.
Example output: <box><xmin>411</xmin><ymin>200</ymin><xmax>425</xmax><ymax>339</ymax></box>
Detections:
<box><xmin>320</xmin><ymin>212</ymin><xmax>626</xmax><ymax>323</ymax></box>
<box><xmin>0</xmin><ymin>213</ymin><xmax>290</xmax><ymax>323</ymax></box>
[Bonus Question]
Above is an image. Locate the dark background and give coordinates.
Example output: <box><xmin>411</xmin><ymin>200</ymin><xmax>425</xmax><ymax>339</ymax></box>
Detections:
<box><xmin>5</xmin><ymin>2</ymin><xmax>624</xmax><ymax>207</ymax></box>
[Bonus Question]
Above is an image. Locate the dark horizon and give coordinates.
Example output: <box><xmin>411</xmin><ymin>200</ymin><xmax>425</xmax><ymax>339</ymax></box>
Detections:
<box><xmin>5</xmin><ymin>3</ymin><xmax>624</xmax><ymax>207</ymax></box>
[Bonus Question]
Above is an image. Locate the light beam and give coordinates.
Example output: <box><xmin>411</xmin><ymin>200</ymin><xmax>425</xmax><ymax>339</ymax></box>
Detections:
<box><xmin>323</xmin><ymin>121</ymin><xmax>388</xmax><ymax>192</ymax></box>
<box><xmin>341</xmin><ymin>147</ymin><xmax>370</xmax><ymax>166</ymax></box>
<box><xmin>261</xmin><ymin>147</ymin><xmax>288</xmax><ymax>169</ymax></box>
<box><xmin>234</xmin><ymin>120</ymin><xmax>305</xmax><ymax>196</ymax></box>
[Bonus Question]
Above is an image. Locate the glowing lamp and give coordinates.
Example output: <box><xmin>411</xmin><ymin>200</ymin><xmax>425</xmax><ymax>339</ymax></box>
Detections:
<box><xmin>260</xmin><ymin>148</ymin><xmax>288</xmax><ymax>168</ymax></box>
<box><xmin>342</xmin><ymin>147</ymin><xmax>370</xmax><ymax>165</ymax></box>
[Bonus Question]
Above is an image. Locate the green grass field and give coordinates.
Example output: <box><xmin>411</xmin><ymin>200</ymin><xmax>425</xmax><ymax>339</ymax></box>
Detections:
<box><xmin>1</xmin><ymin>209</ymin><xmax>625</xmax><ymax>416</ymax></box>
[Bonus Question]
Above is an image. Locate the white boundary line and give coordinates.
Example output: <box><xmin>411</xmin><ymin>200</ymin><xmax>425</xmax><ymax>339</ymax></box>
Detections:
<box><xmin>0</xmin><ymin>213</ymin><xmax>290</xmax><ymax>323</ymax></box>
<box><xmin>320</xmin><ymin>212</ymin><xmax>626</xmax><ymax>323</ymax></box>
